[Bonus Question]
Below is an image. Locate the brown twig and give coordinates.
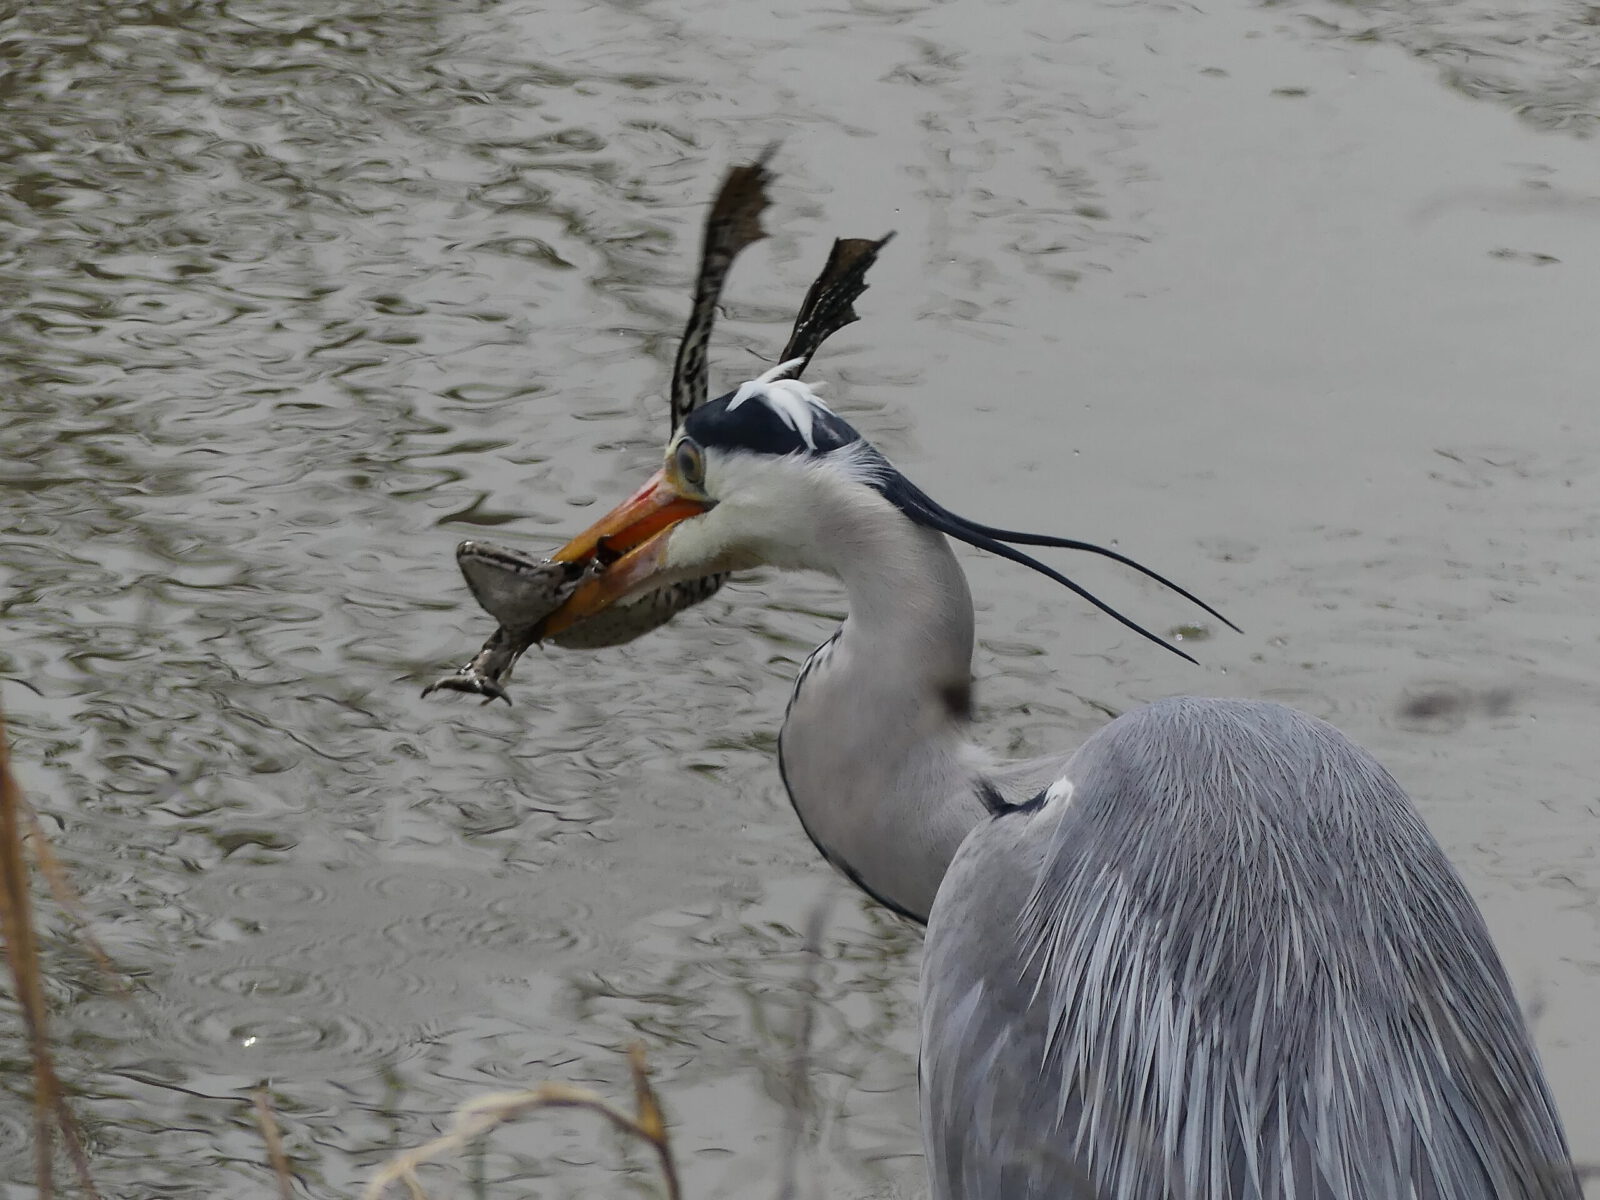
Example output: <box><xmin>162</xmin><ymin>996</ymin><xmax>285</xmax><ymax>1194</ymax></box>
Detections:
<box><xmin>19</xmin><ymin>799</ymin><xmax>125</xmax><ymax>994</ymax></box>
<box><xmin>251</xmin><ymin>1086</ymin><xmax>297</xmax><ymax>1200</ymax></box>
<box><xmin>0</xmin><ymin>704</ymin><xmax>101</xmax><ymax>1199</ymax></box>
<box><xmin>625</xmin><ymin>1043</ymin><xmax>682</xmax><ymax>1200</ymax></box>
<box><xmin>361</xmin><ymin>1044</ymin><xmax>680</xmax><ymax>1200</ymax></box>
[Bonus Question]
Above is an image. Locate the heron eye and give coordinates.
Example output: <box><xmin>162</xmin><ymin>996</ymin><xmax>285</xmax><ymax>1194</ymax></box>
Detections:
<box><xmin>674</xmin><ymin>438</ymin><xmax>706</xmax><ymax>488</ymax></box>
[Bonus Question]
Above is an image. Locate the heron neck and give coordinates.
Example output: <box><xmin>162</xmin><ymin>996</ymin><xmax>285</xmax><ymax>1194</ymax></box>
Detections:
<box><xmin>777</xmin><ymin>508</ymin><xmax>991</xmax><ymax>923</ymax></box>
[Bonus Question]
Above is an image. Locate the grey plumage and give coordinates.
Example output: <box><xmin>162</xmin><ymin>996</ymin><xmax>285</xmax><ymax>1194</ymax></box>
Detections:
<box><xmin>922</xmin><ymin>698</ymin><xmax>1580</xmax><ymax>1199</ymax></box>
<box><xmin>745</xmin><ymin>437</ymin><xmax>1578</xmax><ymax>1198</ymax></box>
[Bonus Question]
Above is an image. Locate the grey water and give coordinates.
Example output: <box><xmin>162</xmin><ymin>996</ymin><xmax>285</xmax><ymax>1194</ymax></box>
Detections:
<box><xmin>1</xmin><ymin>0</ymin><xmax>1597</xmax><ymax>1195</ymax></box>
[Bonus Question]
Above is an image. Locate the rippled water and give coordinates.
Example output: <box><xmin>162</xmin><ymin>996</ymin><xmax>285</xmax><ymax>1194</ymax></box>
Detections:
<box><xmin>2</xmin><ymin>0</ymin><xmax>1597</xmax><ymax>1195</ymax></box>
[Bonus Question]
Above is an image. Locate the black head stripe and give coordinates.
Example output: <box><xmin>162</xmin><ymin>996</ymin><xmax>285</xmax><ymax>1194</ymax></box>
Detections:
<box><xmin>683</xmin><ymin>387</ymin><xmax>863</xmax><ymax>457</ymax></box>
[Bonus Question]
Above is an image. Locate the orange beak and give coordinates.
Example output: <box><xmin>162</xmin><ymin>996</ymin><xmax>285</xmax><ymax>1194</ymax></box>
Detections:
<box><xmin>538</xmin><ymin>469</ymin><xmax>710</xmax><ymax>638</ymax></box>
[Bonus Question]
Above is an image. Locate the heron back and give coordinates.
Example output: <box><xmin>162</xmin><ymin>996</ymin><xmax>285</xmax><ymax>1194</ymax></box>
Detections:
<box><xmin>921</xmin><ymin>696</ymin><xmax>1578</xmax><ymax>1200</ymax></box>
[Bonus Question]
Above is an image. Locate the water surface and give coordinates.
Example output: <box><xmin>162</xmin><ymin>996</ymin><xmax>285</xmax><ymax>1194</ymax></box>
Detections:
<box><xmin>2</xmin><ymin>0</ymin><xmax>1598</xmax><ymax>1194</ymax></box>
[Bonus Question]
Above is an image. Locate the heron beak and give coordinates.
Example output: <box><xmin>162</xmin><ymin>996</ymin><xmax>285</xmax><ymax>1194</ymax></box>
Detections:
<box><xmin>539</xmin><ymin>469</ymin><xmax>709</xmax><ymax>638</ymax></box>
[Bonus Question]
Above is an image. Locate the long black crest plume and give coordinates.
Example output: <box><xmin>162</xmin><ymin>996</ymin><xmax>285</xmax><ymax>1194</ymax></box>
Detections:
<box><xmin>771</xmin><ymin>232</ymin><xmax>896</xmax><ymax>380</ymax></box>
<box><xmin>953</xmin><ymin>516</ymin><xmax>1240</xmax><ymax>634</ymax></box>
<box><xmin>669</xmin><ymin>146</ymin><xmax>777</xmax><ymax>432</ymax></box>
<box><xmin>880</xmin><ymin>472</ymin><xmax>1233</xmax><ymax>664</ymax></box>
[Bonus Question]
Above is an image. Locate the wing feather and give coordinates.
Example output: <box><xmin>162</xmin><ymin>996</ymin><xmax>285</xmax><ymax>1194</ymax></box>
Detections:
<box><xmin>921</xmin><ymin>697</ymin><xmax>1579</xmax><ymax>1200</ymax></box>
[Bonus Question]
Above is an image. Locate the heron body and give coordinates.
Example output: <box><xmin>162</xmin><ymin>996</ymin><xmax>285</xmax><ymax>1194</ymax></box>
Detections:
<box><xmin>535</xmin><ymin>365</ymin><xmax>1580</xmax><ymax>1198</ymax></box>
<box><xmin>922</xmin><ymin>699</ymin><xmax>1575</xmax><ymax>1198</ymax></box>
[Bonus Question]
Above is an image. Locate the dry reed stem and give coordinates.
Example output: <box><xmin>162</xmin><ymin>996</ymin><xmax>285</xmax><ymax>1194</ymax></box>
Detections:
<box><xmin>251</xmin><ymin>1087</ymin><xmax>297</xmax><ymax>1200</ymax></box>
<box><xmin>0</xmin><ymin>705</ymin><xmax>100</xmax><ymax>1199</ymax></box>
<box><xmin>19</xmin><ymin>797</ymin><xmax>125</xmax><ymax>994</ymax></box>
<box><xmin>362</xmin><ymin>1044</ymin><xmax>680</xmax><ymax>1200</ymax></box>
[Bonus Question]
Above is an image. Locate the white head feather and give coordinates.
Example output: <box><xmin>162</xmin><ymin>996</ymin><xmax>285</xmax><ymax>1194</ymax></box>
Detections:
<box><xmin>727</xmin><ymin>357</ymin><xmax>835</xmax><ymax>451</ymax></box>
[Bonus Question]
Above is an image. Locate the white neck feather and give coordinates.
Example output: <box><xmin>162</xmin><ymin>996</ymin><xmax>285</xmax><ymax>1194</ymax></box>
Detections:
<box><xmin>751</xmin><ymin>461</ymin><xmax>993</xmax><ymax>921</ymax></box>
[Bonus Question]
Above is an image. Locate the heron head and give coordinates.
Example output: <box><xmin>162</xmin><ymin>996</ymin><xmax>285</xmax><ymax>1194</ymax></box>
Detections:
<box><xmin>534</xmin><ymin>361</ymin><xmax>1234</xmax><ymax>660</ymax></box>
<box><xmin>537</xmin><ymin>360</ymin><xmax>884</xmax><ymax>638</ymax></box>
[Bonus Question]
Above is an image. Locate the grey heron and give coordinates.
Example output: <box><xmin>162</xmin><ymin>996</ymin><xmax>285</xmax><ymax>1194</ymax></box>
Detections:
<box><xmin>469</xmin><ymin>160</ymin><xmax>1581</xmax><ymax>1197</ymax></box>
<box><xmin>526</xmin><ymin>369</ymin><xmax>1584</xmax><ymax>1198</ymax></box>
<box><xmin>528</xmin><ymin>360</ymin><xmax>1580</xmax><ymax>1196</ymax></box>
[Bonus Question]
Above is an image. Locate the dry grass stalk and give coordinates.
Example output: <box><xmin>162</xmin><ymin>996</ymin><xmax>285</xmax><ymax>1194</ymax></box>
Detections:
<box><xmin>252</xmin><ymin>1086</ymin><xmax>298</xmax><ymax>1200</ymax></box>
<box><xmin>19</xmin><ymin>798</ymin><xmax>124</xmax><ymax>993</ymax></box>
<box><xmin>0</xmin><ymin>705</ymin><xmax>100</xmax><ymax>1199</ymax></box>
<box><xmin>362</xmin><ymin>1043</ymin><xmax>681</xmax><ymax>1200</ymax></box>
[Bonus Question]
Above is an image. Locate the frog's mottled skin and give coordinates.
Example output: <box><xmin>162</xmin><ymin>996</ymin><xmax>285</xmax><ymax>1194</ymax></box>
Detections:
<box><xmin>550</xmin><ymin>573</ymin><xmax>726</xmax><ymax>649</ymax></box>
<box><xmin>456</xmin><ymin>542</ymin><xmax>582</xmax><ymax>630</ymax></box>
<box><xmin>422</xmin><ymin>541</ymin><xmax>724</xmax><ymax>702</ymax></box>
<box><xmin>421</xmin><ymin>623</ymin><xmax>531</xmax><ymax>705</ymax></box>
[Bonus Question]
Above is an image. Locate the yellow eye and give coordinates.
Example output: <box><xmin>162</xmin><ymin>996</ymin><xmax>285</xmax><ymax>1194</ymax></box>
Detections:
<box><xmin>673</xmin><ymin>438</ymin><xmax>706</xmax><ymax>489</ymax></box>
